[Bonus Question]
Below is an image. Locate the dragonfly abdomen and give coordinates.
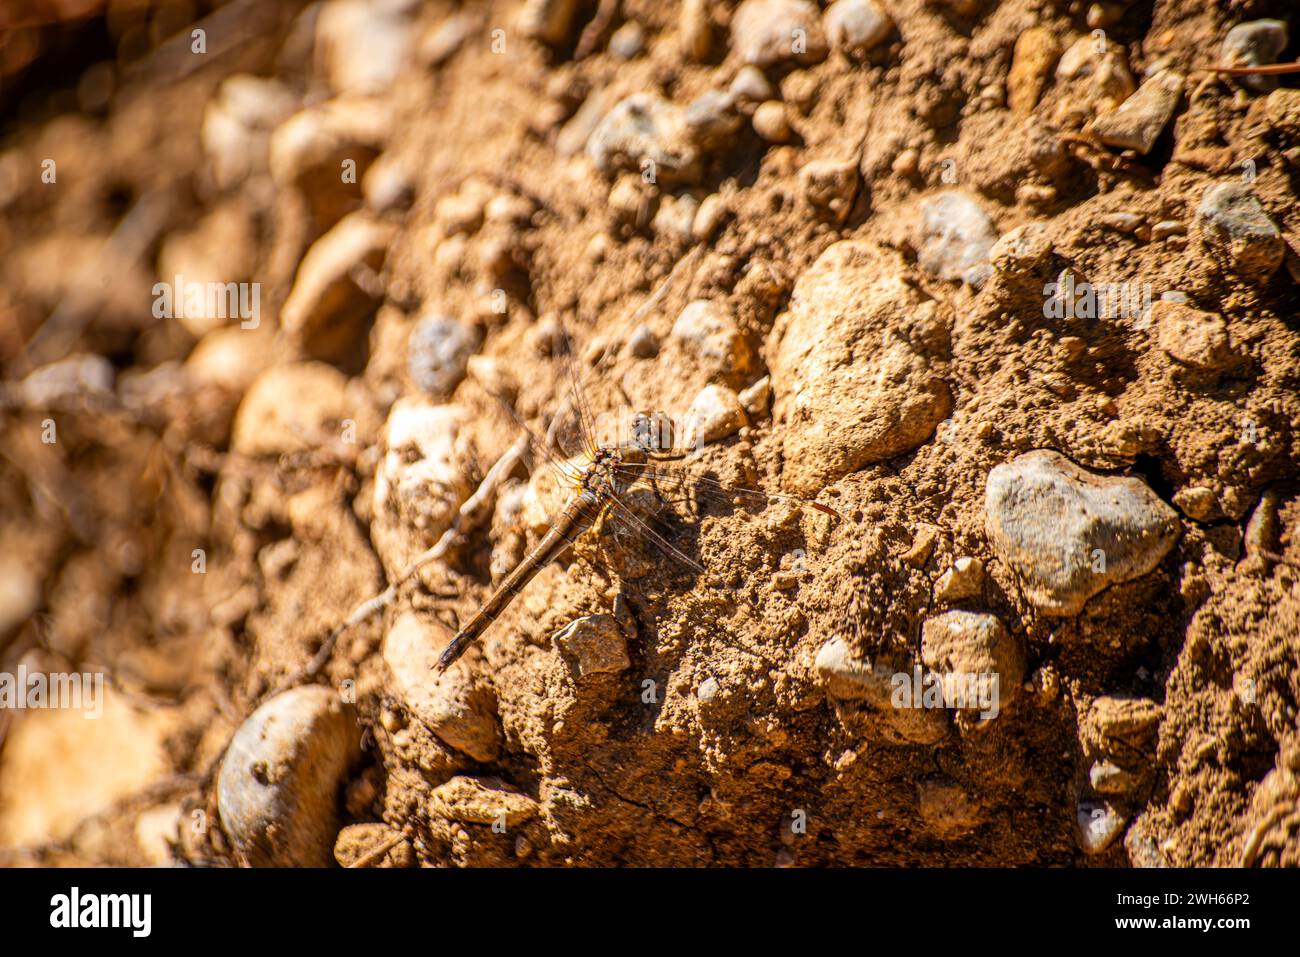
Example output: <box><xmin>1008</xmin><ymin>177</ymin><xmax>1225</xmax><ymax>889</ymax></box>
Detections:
<box><xmin>434</xmin><ymin>490</ymin><xmax>600</xmax><ymax>672</ymax></box>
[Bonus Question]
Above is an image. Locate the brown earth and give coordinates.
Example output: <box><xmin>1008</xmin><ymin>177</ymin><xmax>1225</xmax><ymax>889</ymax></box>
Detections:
<box><xmin>1</xmin><ymin>0</ymin><xmax>1298</xmax><ymax>867</ymax></box>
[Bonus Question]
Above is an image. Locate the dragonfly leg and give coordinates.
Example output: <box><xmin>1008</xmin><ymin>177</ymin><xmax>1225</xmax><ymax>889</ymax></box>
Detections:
<box><xmin>645</xmin><ymin>469</ymin><xmax>694</xmax><ymax>514</ymax></box>
<box><xmin>589</xmin><ymin>504</ymin><xmax>612</xmax><ymax>568</ymax></box>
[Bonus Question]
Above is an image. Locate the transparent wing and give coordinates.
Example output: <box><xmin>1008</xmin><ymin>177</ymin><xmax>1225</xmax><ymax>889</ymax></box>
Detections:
<box><xmin>585</xmin><ymin>462</ymin><xmax>835</xmax><ymax>589</ymax></box>
<box><xmin>544</xmin><ymin>319</ymin><xmax>600</xmax><ymax>462</ymax></box>
<box><xmin>601</xmin><ymin>489</ymin><xmax>706</xmax><ymax>577</ymax></box>
<box><xmin>484</xmin><ymin>386</ymin><xmax>583</xmax><ymax>486</ymax></box>
<box><xmin>612</xmin><ymin>461</ymin><xmax>842</xmax><ymax>521</ymax></box>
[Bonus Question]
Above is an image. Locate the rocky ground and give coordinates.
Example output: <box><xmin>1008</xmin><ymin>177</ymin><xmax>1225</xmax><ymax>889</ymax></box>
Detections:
<box><xmin>1</xmin><ymin>0</ymin><xmax>1298</xmax><ymax>867</ymax></box>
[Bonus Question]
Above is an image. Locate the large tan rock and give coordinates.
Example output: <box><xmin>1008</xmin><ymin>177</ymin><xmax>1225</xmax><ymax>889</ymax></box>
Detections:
<box><xmin>985</xmin><ymin>450</ymin><xmax>1180</xmax><ymax>616</ymax></box>
<box><xmin>770</xmin><ymin>241</ymin><xmax>952</xmax><ymax>495</ymax></box>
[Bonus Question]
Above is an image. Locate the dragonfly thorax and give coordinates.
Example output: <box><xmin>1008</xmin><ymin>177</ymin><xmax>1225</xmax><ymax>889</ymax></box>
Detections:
<box><xmin>580</xmin><ymin>445</ymin><xmax>645</xmax><ymax>499</ymax></box>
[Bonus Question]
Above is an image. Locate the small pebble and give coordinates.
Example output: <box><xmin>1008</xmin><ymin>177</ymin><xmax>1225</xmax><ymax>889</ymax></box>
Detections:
<box><xmin>901</xmin><ymin>524</ymin><xmax>939</xmax><ymax>569</ymax></box>
<box><xmin>1054</xmin><ymin>35</ymin><xmax>1136</xmax><ymax>121</ymax></box>
<box><xmin>627</xmin><ymin>323</ymin><xmax>660</xmax><ymax>358</ymax></box>
<box><xmin>217</xmin><ymin>686</ymin><xmax>361</xmax><ymax>867</ymax></box>
<box><xmin>652</xmin><ymin>193</ymin><xmax>700</xmax><ymax>243</ymax></box>
<box><xmin>608</xmin><ymin>20</ymin><xmax>646</xmax><ymax>60</ymax></box>
<box><xmin>1243</xmin><ymin>488</ymin><xmax>1281</xmax><ymax>570</ymax></box>
<box><xmin>1086</xmin><ymin>2</ymin><xmax>1126</xmax><ymax>30</ymax></box>
<box><xmin>1153</xmin><ymin>300</ymin><xmax>1236</xmax><ymax>373</ymax></box>
<box><xmin>729</xmin><ymin>66</ymin><xmax>775</xmax><ymax>106</ymax></box>
<box><xmin>814</xmin><ymin>637</ymin><xmax>949</xmax><ymax>740</ymax></box>
<box><xmin>752</xmin><ymin>100</ymin><xmax>793</xmax><ymax>143</ymax></box>
<box><xmin>1220</xmin><ymin>20</ymin><xmax>1289</xmax><ymax>93</ymax></box>
<box><xmin>772</xmin><ymin>570</ymin><xmax>800</xmax><ymax>589</ymax></box>
<box><xmin>781</xmin><ymin>71</ymin><xmax>820</xmax><ymax>113</ymax></box>
<box><xmin>315</xmin><ymin>0</ymin><xmax>414</xmax><ymax>96</ymax></box>
<box><xmin>280</xmin><ymin>213</ymin><xmax>394</xmax><ymax>361</ymax></box>
<box><xmin>985</xmin><ymin>450</ymin><xmax>1181</xmax><ymax>617</ymax></box>
<box><xmin>989</xmin><ymin>222</ymin><xmax>1052</xmax><ymax>276</ymax></box>
<box><xmin>407</xmin><ymin>313</ymin><xmax>479</xmax><ymax>399</ymax></box>
<box><xmin>671</xmin><ymin>299</ymin><xmax>753</xmax><ymax>376</ymax></box>
<box><xmin>434</xmin><ymin>190</ymin><xmax>486</xmax><ymax>236</ymax></box>
<box><xmin>553</xmin><ymin>614</ymin><xmax>630</xmax><ymax>677</ymax></box>
<box><xmin>19</xmin><ymin>354</ymin><xmax>115</xmax><ymax>407</ymax></box>
<box><xmin>517</xmin><ymin>0</ymin><xmax>581</xmax><ymax>46</ymax></box>
<box><xmin>1016</xmin><ymin>183</ymin><xmax>1057</xmax><ymax>207</ymax></box>
<box><xmin>371</xmin><ymin>399</ymin><xmax>469</xmax><ymax>573</ymax></box>
<box><xmin>1007</xmin><ymin>27</ymin><xmax>1061</xmax><ymax>116</ymax></box>
<box><xmin>1077</xmin><ymin>801</ymin><xmax>1127</xmax><ymax>854</ymax></box>
<box><xmin>608</xmin><ymin>173</ymin><xmax>658</xmax><ymax>230</ymax></box>
<box><xmin>557</xmin><ymin>88</ymin><xmax>616</xmax><ymax>157</ymax></box>
<box><xmin>587</xmin><ymin>93</ymin><xmax>701</xmax><ymax>186</ymax></box>
<box><xmin>692</xmin><ymin>193</ymin><xmax>728</xmax><ymax>242</ymax></box>
<box><xmin>383</xmin><ymin>612</ymin><xmax>501</xmax><ymax>761</ymax></box>
<box><xmin>683</xmin><ymin>89</ymin><xmax>744</xmax><ymax>152</ymax></box>
<box><xmin>731</xmin><ymin>0</ymin><xmax>828</xmax><ymax>68</ymax></box>
<box><xmin>363</xmin><ymin>154</ymin><xmax>414</xmax><ymax>213</ymax></box>
<box><xmin>684</xmin><ymin>384</ymin><xmax>748</xmax><ymax>446</ymax></box>
<box><xmin>428</xmin><ymin>775</ymin><xmax>539</xmax><ymax>826</ymax></box>
<box><xmin>823</xmin><ymin>0</ymin><xmax>893</xmax><ymax>57</ymax></box>
<box><xmin>419</xmin><ymin>12</ymin><xmax>474</xmax><ymax>67</ymax></box>
<box><xmin>916</xmin><ymin>191</ymin><xmax>999</xmax><ymax>283</ymax></box>
<box><xmin>1088</xmin><ymin>70</ymin><xmax>1184</xmax><ymax>156</ymax></box>
<box><xmin>1173</xmin><ymin>486</ymin><xmax>1219</xmax><ymax>522</ymax></box>
<box><xmin>1194</xmin><ymin>180</ymin><xmax>1284</xmax><ymax>282</ymax></box>
<box><xmin>738</xmin><ymin>375</ymin><xmax>771</xmax><ymax>416</ymax></box>
<box><xmin>1086</xmin><ymin>695</ymin><xmax>1162</xmax><ymax>757</ymax></box>
<box><xmin>1089</xmin><ymin>759</ymin><xmax>1142</xmax><ymax>796</ymax></box>
<box><xmin>934</xmin><ymin>556</ymin><xmax>985</xmax><ymax>603</ymax></box>
<box><xmin>891</xmin><ymin>147</ymin><xmax>920</xmax><ymax>177</ymax></box>
<box><xmin>920</xmin><ymin>610</ymin><xmax>1024</xmax><ymax>712</ymax></box>
<box><xmin>680</xmin><ymin>0</ymin><xmax>712</xmax><ymax>61</ymax></box>
<box><xmin>485</xmin><ymin>192</ymin><xmax>536</xmax><ymax>225</ymax></box>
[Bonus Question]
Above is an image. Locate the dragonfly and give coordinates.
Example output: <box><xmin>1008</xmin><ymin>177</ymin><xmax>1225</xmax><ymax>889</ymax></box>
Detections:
<box><xmin>433</xmin><ymin>324</ymin><xmax>841</xmax><ymax>673</ymax></box>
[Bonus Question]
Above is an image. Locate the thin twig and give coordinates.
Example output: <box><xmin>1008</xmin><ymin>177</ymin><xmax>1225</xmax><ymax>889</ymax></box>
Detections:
<box><xmin>1240</xmin><ymin>803</ymin><xmax>1292</xmax><ymax>867</ymax></box>
<box><xmin>575</xmin><ymin>0</ymin><xmax>620</xmax><ymax>60</ymax></box>
<box><xmin>277</xmin><ymin>435</ymin><xmax>529</xmax><ymax>690</ymax></box>
<box><xmin>181</xmin><ymin>435</ymin><xmax>532</xmax><ymax>864</ymax></box>
<box><xmin>346</xmin><ymin>829</ymin><xmax>408</xmax><ymax>868</ymax></box>
<box><xmin>1209</xmin><ymin>62</ymin><xmax>1300</xmax><ymax>76</ymax></box>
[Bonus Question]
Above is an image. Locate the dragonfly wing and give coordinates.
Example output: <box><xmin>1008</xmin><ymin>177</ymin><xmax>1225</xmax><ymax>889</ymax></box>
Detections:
<box><xmin>603</xmin><ymin>494</ymin><xmax>707</xmax><ymax>574</ymax></box>
<box><xmin>613</xmin><ymin>462</ymin><xmax>842</xmax><ymax>520</ymax></box>
<box><xmin>541</xmin><ymin>318</ymin><xmax>603</xmax><ymax>460</ymax></box>
<box><xmin>595</xmin><ymin>484</ymin><xmax>708</xmax><ymax>583</ymax></box>
<box><xmin>544</xmin><ymin>316</ymin><xmax>645</xmax><ymax>457</ymax></box>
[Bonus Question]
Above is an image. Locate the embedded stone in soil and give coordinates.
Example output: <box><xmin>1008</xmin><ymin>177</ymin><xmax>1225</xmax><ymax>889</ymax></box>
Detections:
<box><xmin>984</xmin><ymin>450</ymin><xmax>1181</xmax><ymax>617</ymax></box>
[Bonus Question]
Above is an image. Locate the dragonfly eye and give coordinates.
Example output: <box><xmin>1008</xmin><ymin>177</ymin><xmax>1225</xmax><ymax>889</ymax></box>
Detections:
<box><xmin>631</xmin><ymin>411</ymin><xmax>674</xmax><ymax>453</ymax></box>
